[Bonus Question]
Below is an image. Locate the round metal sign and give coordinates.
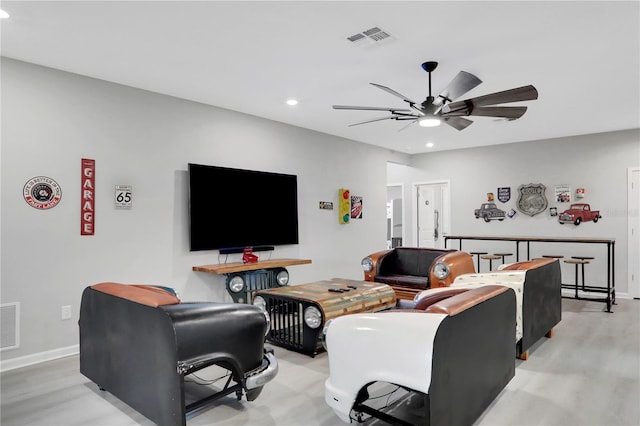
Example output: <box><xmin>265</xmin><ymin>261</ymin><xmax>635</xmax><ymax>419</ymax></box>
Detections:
<box><xmin>23</xmin><ymin>176</ymin><xmax>62</xmax><ymax>209</ymax></box>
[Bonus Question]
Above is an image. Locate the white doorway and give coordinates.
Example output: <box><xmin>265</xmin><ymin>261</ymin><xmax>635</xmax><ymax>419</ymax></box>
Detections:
<box><xmin>387</xmin><ymin>184</ymin><xmax>404</xmax><ymax>248</ymax></box>
<box><xmin>629</xmin><ymin>167</ymin><xmax>639</xmax><ymax>299</ymax></box>
<box><xmin>414</xmin><ymin>181</ymin><xmax>450</xmax><ymax>249</ymax></box>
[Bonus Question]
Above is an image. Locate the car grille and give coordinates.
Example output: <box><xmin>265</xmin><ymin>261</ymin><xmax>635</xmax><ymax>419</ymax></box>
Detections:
<box><xmin>259</xmin><ymin>295</ymin><xmax>321</xmax><ymax>355</ymax></box>
<box><xmin>227</xmin><ymin>269</ymin><xmax>281</xmax><ymax>303</ymax></box>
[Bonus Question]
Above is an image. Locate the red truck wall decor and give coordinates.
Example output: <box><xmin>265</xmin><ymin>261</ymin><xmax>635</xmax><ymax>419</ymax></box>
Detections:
<box><xmin>558</xmin><ymin>203</ymin><xmax>601</xmax><ymax>225</ymax></box>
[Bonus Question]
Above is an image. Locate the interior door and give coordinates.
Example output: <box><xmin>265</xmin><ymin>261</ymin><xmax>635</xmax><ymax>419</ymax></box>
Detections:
<box><xmin>417</xmin><ymin>182</ymin><xmax>449</xmax><ymax>249</ymax></box>
<box><xmin>417</xmin><ymin>185</ymin><xmax>436</xmax><ymax>248</ymax></box>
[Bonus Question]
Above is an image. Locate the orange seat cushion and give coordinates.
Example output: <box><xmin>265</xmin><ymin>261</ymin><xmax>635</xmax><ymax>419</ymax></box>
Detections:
<box><xmin>91</xmin><ymin>282</ymin><xmax>180</xmax><ymax>307</ymax></box>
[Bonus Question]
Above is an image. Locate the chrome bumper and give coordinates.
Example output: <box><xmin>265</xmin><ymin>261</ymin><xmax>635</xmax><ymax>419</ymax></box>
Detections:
<box><xmin>245</xmin><ymin>350</ymin><xmax>278</xmax><ymax>389</ymax></box>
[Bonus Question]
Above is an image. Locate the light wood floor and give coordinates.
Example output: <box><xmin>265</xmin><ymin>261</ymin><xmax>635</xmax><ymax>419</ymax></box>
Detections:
<box><xmin>2</xmin><ymin>298</ymin><xmax>639</xmax><ymax>426</ymax></box>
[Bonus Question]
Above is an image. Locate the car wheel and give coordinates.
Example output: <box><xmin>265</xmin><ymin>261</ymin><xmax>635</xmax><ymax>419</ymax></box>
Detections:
<box><xmin>484</xmin><ymin>215</ymin><xmax>490</xmax><ymax>223</ymax></box>
<box><xmin>499</xmin><ymin>218</ymin><xmax>504</xmax><ymax>221</ymax></box>
<box><xmin>574</xmin><ymin>217</ymin><xmax>582</xmax><ymax>226</ymax></box>
<box><xmin>593</xmin><ymin>216</ymin><xmax>599</xmax><ymax>223</ymax></box>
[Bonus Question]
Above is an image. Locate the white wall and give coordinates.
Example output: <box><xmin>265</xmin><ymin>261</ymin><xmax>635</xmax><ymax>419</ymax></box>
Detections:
<box><xmin>0</xmin><ymin>58</ymin><xmax>410</xmax><ymax>363</ymax></box>
<box><xmin>388</xmin><ymin>130</ymin><xmax>640</xmax><ymax>295</ymax></box>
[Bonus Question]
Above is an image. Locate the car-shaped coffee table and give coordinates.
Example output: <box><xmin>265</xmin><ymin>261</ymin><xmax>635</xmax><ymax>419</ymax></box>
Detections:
<box><xmin>253</xmin><ymin>278</ymin><xmax>396</xmax><ymax>356</ymax></box>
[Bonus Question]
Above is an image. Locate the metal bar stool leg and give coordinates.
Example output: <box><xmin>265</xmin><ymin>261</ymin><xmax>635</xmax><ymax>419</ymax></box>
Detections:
<box><xmin>571</xmin><ymin>256</ymin><xmax>594</xmax><ymax>292</ymax></box>
<box><xmin>470</xmin><ymin>252</ymin><xmax>488</xmax><ymax>273</ymax></box>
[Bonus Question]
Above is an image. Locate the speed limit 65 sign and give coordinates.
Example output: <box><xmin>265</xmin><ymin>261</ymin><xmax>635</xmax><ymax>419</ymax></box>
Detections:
<box><xmin>115</xmin><ymin>185</ymin><xmax>132</xmax><ymax>209</ymax></box>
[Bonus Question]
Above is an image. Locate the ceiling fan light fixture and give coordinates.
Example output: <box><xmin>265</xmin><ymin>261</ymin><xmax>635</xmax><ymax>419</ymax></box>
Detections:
<box><xmin>418</xmin><ymin>117</ymin><xmax>441</xmax><ymax>127</ymax></box>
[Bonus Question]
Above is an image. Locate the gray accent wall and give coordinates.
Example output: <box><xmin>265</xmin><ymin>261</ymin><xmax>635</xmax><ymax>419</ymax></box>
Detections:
<box><xmin>0</xmin><ymin>58</ymin><xmax>409</xmax><ymax>362</ymax></box>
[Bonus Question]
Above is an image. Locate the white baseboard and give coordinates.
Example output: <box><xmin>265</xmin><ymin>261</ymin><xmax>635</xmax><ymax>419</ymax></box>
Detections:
<box><xmin>0</xmin><ymin>344</ymin><xmax>79</xmax><ymax>373</ymax></box>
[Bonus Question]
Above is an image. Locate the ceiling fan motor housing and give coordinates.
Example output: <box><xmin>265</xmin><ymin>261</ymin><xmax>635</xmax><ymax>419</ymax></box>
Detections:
<box><xmin>421</xmin><ymin>61</ymin><xmax>438</xmax><ymax>73</ymax></box>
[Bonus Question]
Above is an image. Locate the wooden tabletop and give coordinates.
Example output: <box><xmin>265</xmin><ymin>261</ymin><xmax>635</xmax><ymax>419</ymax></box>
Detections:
<box><xmin>193</xmin><ymin>258</ymin><xmax>312</xmax><ymax>274</ymax></box>
<box><xmin>254</xmin><ymin>278</ymin><xmax>396</xmax><ymax>320</ymax></box>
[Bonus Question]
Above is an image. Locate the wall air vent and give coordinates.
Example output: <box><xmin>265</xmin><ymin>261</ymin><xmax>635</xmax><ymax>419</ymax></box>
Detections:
<box><xmin>1</xmin><ymin>302</ymin><xmax>20</xmax><ymax>351</ymax></box>
<box><xmin>347</xmin><ymin>27</ymin><xmax>394</xmax><ymax>45</ymax></box>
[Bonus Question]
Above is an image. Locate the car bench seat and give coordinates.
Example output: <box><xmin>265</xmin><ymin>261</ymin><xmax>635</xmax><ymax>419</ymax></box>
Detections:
<box><xmin>324</xmin><ymin>285</ymin><xmax>516</xmax><ymax>426</ymax></box>
<box><xmin>79</xmin><ymin>283</ymin><xmax>277</xmax><ymax>426</ymax></box>
<box><xmin>363</xmin><ymin>247</ymin><xmax>475</xmax><ymax>300</ymax></box>
<box><xmin>411</xmin><ymin>257</ymin><xmax>562</xmax><ymax>360</ymax></box>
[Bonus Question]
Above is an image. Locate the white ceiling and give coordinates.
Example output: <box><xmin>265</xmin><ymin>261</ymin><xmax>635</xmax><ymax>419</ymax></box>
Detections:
<box><xmin>1</xmin><ymin>1</ymin><xmax>639</xmax><ymax>154</ymax></box>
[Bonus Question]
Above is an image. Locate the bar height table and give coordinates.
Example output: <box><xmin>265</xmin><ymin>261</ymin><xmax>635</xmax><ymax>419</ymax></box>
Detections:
<box><xmin>443</xmin><ymin>235</ymin><xmax>615</xmax><ymax>312</ymax></box>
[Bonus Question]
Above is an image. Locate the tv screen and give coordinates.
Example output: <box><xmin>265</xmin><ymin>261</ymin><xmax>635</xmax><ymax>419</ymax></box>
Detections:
<box><xmin>188</xmin><ymin>163</ymin><xmax>299</xmax><ymax>251</ymax></box>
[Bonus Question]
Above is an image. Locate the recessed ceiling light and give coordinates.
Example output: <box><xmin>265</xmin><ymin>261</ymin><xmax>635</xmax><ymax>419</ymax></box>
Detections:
<box><xmin>426</xmin><ymin>142</ymin><xmax>434</xmax><ymax>148</ymax></box>
<box><xmin>0</xmin><ymin>9</ymin><xmax>10</xmax><ymax>19</ymax></box>
<box><xmin>286</xmin><ymin>99</ymin><xmax>298</xmax><ymax>106</ymax></box>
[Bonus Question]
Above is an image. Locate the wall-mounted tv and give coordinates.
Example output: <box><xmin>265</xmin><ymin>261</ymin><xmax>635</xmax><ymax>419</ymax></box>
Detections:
<box><xmin>188</xmin><ymin>163</ymin><xmax>299</xmax><ymax>251</ymax></box>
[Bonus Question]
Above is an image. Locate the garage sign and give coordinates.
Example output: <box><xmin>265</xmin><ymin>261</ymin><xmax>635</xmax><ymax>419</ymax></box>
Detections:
<box><xmin>81</xmin><ymin>159</ymin><xmax>95</xmax><ymax>235</ymax></box>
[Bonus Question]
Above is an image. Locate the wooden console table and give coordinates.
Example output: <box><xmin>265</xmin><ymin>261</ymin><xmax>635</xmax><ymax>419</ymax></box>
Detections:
<box><xmin>193</xmin><ymin>258</ymin><xmax>312</xmax><ymax>274</ymax></box>
<box><xmin>193</xmin><ymin>258</ymin><xmax>312</xmax><ymax>303</ymax></box>
<box><xmin>444</xmin><ymin>235</ymin><xmax>615</xmax><ymax>312</ymax></box>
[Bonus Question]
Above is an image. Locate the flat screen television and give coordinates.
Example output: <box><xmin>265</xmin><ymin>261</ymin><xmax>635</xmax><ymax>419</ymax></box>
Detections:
<box><xmin>188</xmin><ymin>163</ymin><xmax>299</xmax><ymax>251</ymax></box>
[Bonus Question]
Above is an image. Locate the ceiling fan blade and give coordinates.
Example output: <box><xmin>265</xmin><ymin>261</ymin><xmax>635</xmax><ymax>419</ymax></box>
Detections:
<box><xmin>333</xmin><ymin>105</ymin><xmax>413</xmax><ymax>113</ymax></box>
<box><xmin>397</xmin><ymin>120</ymin><xmax>418</xmax><ymax>132</ymax></box>
<box><xmin>470</xmin><ymin>106</ymin><xmax>527</xmax><ymax>119</ymax></box>
<box><xmin>443</xmin><ymin>116</ymin><xmax>473</xmax><ymax>131</ymax></box>
<box><xmin>433</xmin><ymin>71</ymin><xmax>482</xmax><ymax>106</ymax></box>
<box><xmin>347</xmin><ymin>116</ymin><xmax>397</xmax><ymax>127</ymax></box>
<box><xmin>442</xmin><ymin>106</ymin><xmax>528</xmax><ymax>119</ymax></box>
<box><xmin>370</xmin><ymin>83</ymin><xmax>418</xmax><ymax>105</ymax></box>
<box><xmin>443</xmin><ymin>85</ymin><xmax>538</xmax><ymax>113</ymax></box>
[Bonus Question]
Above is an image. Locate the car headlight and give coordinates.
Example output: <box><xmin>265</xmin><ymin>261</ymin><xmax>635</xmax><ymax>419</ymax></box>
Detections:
<box><xmin>228</xmin><ymin>275</ymin><xmax>245</xmax><ymax>293</ymax></box>
<box><xmin>361</xmin><ymin>257</ymin><xmax>373</xmax><ymax>272</ymax></box>
<box><xmin>303</xmin><ymin>306</ymin><xmax>322</xmax><ymax>329</ymax></box>
<box><xmin>321</xmin><ymin>319</ymin><xmax>333</xmax><ymax>351</ymax></box>
<box><xmin>253</xmin><ymin>296</ymin><xmax>267</xmax><ymax>311</ymax></box>
<box><xmin>433</xmin><ymin>262</ymin><xmax>450</xmax><ymax>279</ymax></box>
<box><xmin>276</xmin><ymin>269</ymin><xmax>289</xmax><ymax>286</ymax></box>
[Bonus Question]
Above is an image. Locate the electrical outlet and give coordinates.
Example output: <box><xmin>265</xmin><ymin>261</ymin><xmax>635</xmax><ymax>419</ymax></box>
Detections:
<box><xmin>61</xmin><ymin>305</ymin><xmax>72</xmax><ymax>320</ymax></box>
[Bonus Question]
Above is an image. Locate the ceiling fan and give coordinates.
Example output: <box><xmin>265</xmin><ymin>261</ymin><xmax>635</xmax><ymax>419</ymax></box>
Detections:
<box><xmin>333</xmin><ymin>61</ymin><xmax>538</xmax><ymax>131</ymax></box>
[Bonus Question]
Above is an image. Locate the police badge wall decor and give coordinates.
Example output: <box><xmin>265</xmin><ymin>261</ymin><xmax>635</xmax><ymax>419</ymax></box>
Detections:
<box><xmin>497</xmin><ymin>187</ymin><xmax>511</xmax><ymax>203</ymax></box>
<box><xmin>516</xmin><ymin>183</ymin><xmax>548</xmax><ymax>216</ymax></box>
<box><xmin>23</xmin><ymin>176</ymin><xmax>62</xmax><ymax>209</ymax></box>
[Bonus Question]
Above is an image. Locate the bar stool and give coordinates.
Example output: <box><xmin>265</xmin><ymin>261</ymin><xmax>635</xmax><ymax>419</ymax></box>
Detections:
<box><xmin>564</xmin><ymin>258</ymin><xmax>590</xmax><ymax>297</ymax></box>
<box><xmin>542</xmin><ymin>255</ymin><xmax>564</xmax><ymax>259</ymax></box>
<box><xmin>571</xmin><ymin>256</ymin><xmax>595</xmax><ymax>291</ymax></box>
<box><xmin>493</xmin><ymin>252</ymin><xmax>513</xmax><ymax>265</ymax></box>
<box><xmin>480</xmin><ymin>254</ymin><xmax>502</xmax><ymax>271</ymax></box>
<box><xmin>470</xmin><ymin>251</ymin><xmax>488</xmax><ymax>272</ymax></box>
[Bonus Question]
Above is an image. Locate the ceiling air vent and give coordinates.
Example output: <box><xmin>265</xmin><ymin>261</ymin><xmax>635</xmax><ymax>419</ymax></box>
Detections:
<box><xmin>347</xmin><ymin>27</ymin><xmax>393</xmax><ymax>45</ymax></box>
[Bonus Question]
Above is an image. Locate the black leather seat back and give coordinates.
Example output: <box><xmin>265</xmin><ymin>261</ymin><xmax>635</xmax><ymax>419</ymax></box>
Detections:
<box><xmin>379</xmin><ymin>248</ymin><xmax>442</xmax><ymax>277</ymax></box>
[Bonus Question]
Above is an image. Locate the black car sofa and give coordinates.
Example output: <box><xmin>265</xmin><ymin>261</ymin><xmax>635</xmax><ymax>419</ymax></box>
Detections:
<box><xmin>362</xmin><ymin>247</ymin><xmax>475</xmax><ymax>300</ymax></box>
<box><xmin>79</xmin><ymin>283</ymin><xmax>278</xmax><ymax>426</ymax></box>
